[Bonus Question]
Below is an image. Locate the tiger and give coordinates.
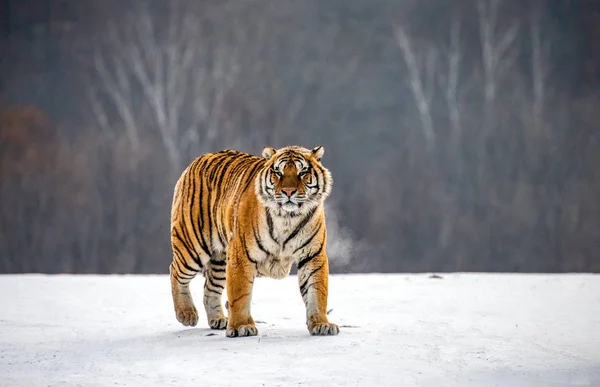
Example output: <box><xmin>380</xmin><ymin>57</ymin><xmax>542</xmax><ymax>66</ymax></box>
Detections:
<box><xmin>169</xmin><ymin>145</ymin><xmax>339</xmax><ymax>337</ymax></box>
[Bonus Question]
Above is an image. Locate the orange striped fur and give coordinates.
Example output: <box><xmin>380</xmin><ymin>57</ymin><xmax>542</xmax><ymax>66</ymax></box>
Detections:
<box><xmin>169</xmin><ymin>145</ymin><xmax>339</xmax><ymax>337</ymax></box>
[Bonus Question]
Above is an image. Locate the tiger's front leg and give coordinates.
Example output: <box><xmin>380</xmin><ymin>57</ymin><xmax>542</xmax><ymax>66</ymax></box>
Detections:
<box><xmin>297</xmin><ymin>250</ymin><xmax>339</xmax><ymax>335</ymax></box>
<box><xmin>225</xmin><ymin>238</ymin><xmax>258</xmax><ymax>338</ymax></box>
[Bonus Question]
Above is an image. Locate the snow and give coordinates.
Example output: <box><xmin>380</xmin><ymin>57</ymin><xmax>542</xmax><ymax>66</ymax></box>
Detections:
<box><xmin>1</xmin><ymin>273</ymin><xmax>599</xmax><ymax>387</ymax></box>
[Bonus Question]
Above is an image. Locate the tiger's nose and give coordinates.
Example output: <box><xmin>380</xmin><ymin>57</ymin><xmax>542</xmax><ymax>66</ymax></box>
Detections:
<box><xmin>281</xmin><ymin>188</ymin><xmax>297</xmax><ymax>197</ymax></box>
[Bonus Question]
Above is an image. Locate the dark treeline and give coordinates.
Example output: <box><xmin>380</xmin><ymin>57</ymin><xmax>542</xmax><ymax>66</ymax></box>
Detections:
<box><xmin>1</xmin><ymin>0</ymin><xmax>599</xmax><ymax>274</ymax></box>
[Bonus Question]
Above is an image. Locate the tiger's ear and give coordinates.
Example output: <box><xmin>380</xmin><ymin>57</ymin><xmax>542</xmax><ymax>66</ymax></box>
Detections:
<box><xmin>311</xmin><ymin>146</ymin><xmax>325</xmax><ymax>161</ymax></box>
<box><xmin>262</xmin><ymin>146</ymin><xmax>276</xmax><ymax>159</ymax></box>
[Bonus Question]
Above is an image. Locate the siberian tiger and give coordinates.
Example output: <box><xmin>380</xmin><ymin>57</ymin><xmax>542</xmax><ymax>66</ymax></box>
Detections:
<box><xmin>169</xmin><ymin>145</ymin><xmax>339</xmax><ymax>337</ymax></box>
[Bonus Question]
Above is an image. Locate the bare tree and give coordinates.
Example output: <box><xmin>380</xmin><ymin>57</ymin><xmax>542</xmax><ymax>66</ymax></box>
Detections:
<box><xmin>86</xmin><ymin>2</ymin><xmax>240</xmax><ymax>173</ymax></box>
<box><xmin>393</xmin><ymin>23</ymin><xmax>437</xmax><ymax>144</ymax></box>
<box><xmin>445</xmin><ymin>16</ymin><xmax>463</xmax><ymax>140</ymax></box>
<box><xmin>476</xmin><ymin>0</ymin><xmax>520</xmax><ymax>131</ymax></box>
<box><xmin>530</xmin><ymin>0</ymin><xmax>550</xmax><ymax>134</ymax></box>
<box><xmin>88</xmin><ymin>51</ymin><xmax>140</xmax><ymax>149</ymax></box>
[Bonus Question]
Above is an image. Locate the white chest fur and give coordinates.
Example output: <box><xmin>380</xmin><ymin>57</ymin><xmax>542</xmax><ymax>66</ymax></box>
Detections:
<box><xmin>251</xmin><ymin>209</ymin><xmax>321</xmax><ymax>278</ymax></box>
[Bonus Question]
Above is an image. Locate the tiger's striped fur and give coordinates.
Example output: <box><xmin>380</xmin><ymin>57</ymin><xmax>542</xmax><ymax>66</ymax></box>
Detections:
<box><xmin>169</xmin><ymin>145</ymin><xmax>339</xmax><ymax>337</ymax></box>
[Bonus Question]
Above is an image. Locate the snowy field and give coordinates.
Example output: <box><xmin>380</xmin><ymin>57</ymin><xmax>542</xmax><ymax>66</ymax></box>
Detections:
<box><xmin>1</xmin><ymin>274</ymin><xmax>599</xmax><ymax>387</ymax></box>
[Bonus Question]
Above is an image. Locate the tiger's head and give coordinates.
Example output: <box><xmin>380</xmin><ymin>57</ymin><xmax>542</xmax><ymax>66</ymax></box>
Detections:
<box><xmin>256</xmin><ymin>145</ymin><xmax>333</xmax><ymax>216</ymax></box>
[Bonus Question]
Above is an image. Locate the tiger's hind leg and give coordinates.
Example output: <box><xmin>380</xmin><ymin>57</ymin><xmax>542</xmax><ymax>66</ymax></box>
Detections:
<box><xmin>170</xmin><ymin>255</ymin><xmax>203</xmax><ymax>327</ymax></box>
<box><xmin>203</xmin><ymin>254</ymin><xmax>228</xmax><ymax>330</ymax></box>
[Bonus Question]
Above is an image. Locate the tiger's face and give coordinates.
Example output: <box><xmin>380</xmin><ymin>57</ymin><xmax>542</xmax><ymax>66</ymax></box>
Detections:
<box><xmin>257</xmin><ymin>145</ymin><xmax>332</xmax><ymax>215</ymax></box>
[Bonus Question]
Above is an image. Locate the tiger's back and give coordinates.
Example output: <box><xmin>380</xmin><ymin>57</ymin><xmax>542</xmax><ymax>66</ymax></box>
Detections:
<box><xmin>171</xmin><ymin>150</ymin><xmax>265</xmax><ymax>261</ymax></box>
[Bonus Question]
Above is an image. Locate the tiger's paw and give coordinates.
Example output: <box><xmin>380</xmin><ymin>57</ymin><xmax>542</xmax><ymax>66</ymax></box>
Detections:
<box><xmin>175</xmin><ymin>305</ymin><xmax>199</xmax><ymax>327</ymax></box>
<box><xmin>226</xmin><ymin>324</ymin><xmax>258</xmax><ymax>338</ymax></box>
<box><xmin>209</xmin><ymin>316</ymin><xmax>228</xmax><ymax>330</ymax></box>
<box><xmin>309</xmin><ymin>322</ymin><xmax>340</xmax><ymax>336</ymax></box>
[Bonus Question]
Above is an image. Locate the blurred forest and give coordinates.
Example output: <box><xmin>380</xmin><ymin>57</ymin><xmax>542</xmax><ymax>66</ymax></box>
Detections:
<box><xmin>1</xmin><ymin>0</ymin><xmax>599</xmax><ymax>274</ymax></box>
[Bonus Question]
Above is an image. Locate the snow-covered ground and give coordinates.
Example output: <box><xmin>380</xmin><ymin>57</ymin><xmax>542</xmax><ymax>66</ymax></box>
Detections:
<box><xmin>0</xmin><ymin>274</ymin><xmax>599</xmax><ymax>387</ymax></box>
